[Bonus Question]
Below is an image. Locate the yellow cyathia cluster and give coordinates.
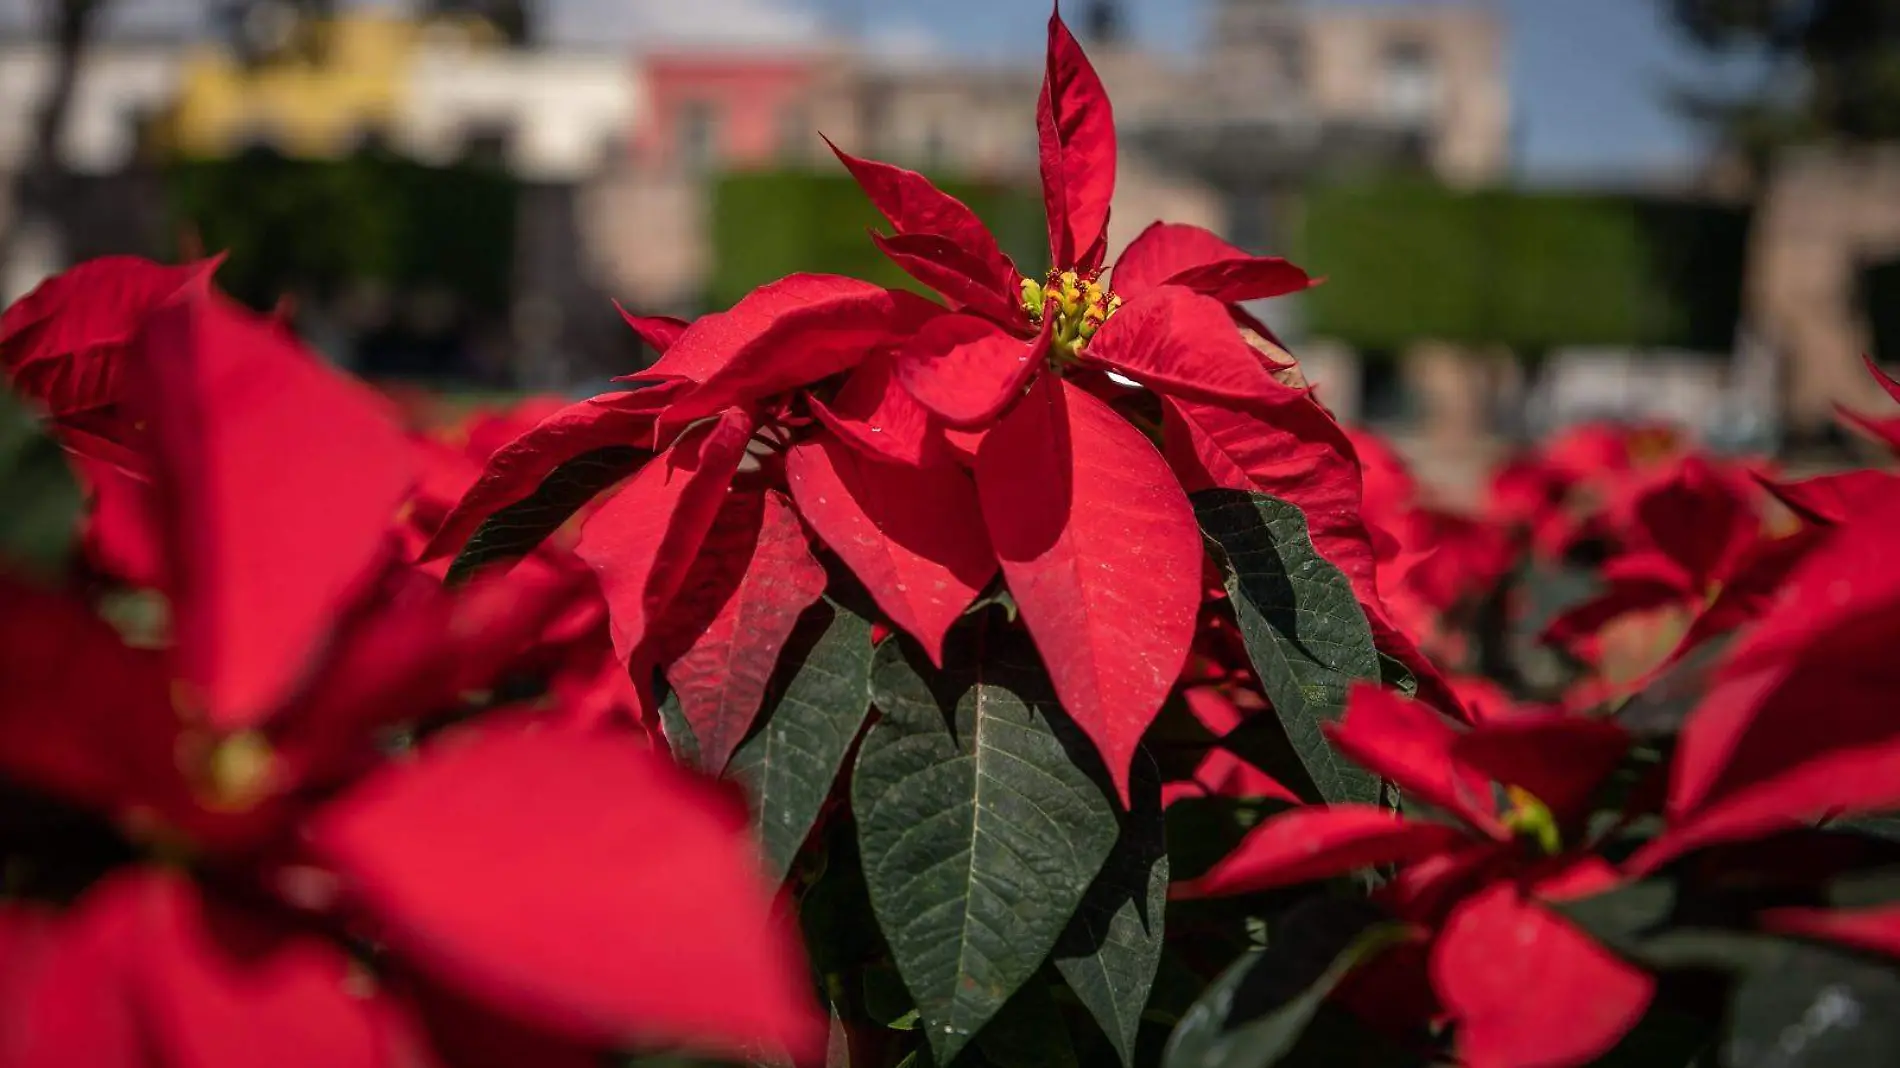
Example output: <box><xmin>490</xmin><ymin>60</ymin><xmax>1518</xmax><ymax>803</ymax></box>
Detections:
<box><xmin>1021</xmin><ymin>268</ymin><xmax>1123</xmax><ymax>358</ymax></box>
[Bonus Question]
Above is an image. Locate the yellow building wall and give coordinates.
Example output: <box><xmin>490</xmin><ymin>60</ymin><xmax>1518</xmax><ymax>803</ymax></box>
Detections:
<box><xmin>164</xmin><ymin>14</ymin><xmax>500</xmax><ymax>160</ymax></box>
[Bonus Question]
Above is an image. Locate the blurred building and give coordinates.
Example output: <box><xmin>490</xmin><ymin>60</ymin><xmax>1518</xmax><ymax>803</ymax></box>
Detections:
<box><xmin>0</xmin><ymin>24</ymin><xmax>185</xmax><ymax>300</ymax></box>
<box><xmin>599</xmin><ymin>0</ymin><xmax>1508</xmax><ymax>315</ymax></box>
<box><xmin>1747</xmin><ymin>148</ymin><xmax>1900</xmax><ymax>445</ymax></box>
<box><xmin>162</xmin><ymin>10</ymin><xmax>640</xmax><ymax>386</ymax></box>
<box><xmin>1</xmin><ymin>0</ymin><xmax>1512</xmax><ymax>407</ymax></box>
<box><xmin>0</xmin><ymin>4</ymin><xmax>642</xmax><ymax>386</ymax></box>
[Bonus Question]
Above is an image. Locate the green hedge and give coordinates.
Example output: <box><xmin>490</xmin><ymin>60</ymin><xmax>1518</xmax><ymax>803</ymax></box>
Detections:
<box><xmin>709</xmin><ymin>170</ymin><xmax>1046</xmax><ymax>311</ymax></box>
<box><xmin>165</xmin><ymin>148</ymin><xmax>518</xmax><ymax>310</ymax></box>
<box><xmin>1295</xmin><ymin>180</ymin><xmax>1752</xmax><ymax>353</ymax></box>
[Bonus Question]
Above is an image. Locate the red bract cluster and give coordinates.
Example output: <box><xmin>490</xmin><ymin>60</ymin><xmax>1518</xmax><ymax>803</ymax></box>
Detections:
<box><xmin>426</xmin><ymin>9</ymin><xmax>1433</xmax><ymax>804</ymax></box>
<box><xmin>15</xmin><ymin>7</ymin><xmax>1900</xmax><ymax>1068</ymax></box>
<box><xmin>0</xmin><ymin>261</ymin><xmax>822</xmax><ymax>1066</ymax></box>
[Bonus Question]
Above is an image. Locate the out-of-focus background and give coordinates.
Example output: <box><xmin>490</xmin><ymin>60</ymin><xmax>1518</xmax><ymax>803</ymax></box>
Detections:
<box><xmin>2</xmin><ymin>0</ymin><xmax>1895</xmax><ymax>494</ymax></box>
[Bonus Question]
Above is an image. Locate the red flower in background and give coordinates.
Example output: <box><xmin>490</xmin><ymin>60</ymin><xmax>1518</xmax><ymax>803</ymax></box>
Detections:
<box><xmin>1487</xmin><ymin>421</ymin><xmax>1683</xmax><ymax>561</ymax></box>
<box><xmin>1542</xmin><ymin>454</ymin><xmax>1817</xmax><ymax>699</ymax></box>
<box><xmin>0</xmin><ymin>256</ymin><xmax>225</xmax><ymax>586</ymax></box>
<box><xmin>1835</xmin><ymin>353</ymin><xmax>1900</xmax><ymax>452</ymax></box>
<box><xmin>0</xmin><ymin>264</ymin><xmax>824</xmax><ymax>1067</ymax></box>
<box><xmin>1629</xmin><ymin>473</ymin><xmax>1900</xmax><ymax>869</ymax></box>
<box><xmin>1176</xmin><ymin>684</ymin><xmax>1649</xmax><ymax>1067</ymax></box>
<box><xmin>1349</xmin><ymin>428</ymin><xmax>1513</xmax><ymax>667</ymax></box>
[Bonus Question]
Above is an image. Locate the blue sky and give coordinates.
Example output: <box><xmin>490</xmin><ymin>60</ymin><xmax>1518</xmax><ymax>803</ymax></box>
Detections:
<box><xmin>800</xmin><ymin>0</ymin><xmax>1748</xmax><ymax>181</ymax></box>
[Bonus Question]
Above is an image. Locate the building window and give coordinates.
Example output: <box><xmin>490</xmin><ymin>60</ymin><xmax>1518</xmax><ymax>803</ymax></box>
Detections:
<box><xmin>676</xmin><ymin>99</ymin><xmax>721</xmax><ymax>172</ymax></box>
<box><xmin>1380</xmin><ymin>38</ymin><xmax>1438</xmax><ymax>123</ymax></box>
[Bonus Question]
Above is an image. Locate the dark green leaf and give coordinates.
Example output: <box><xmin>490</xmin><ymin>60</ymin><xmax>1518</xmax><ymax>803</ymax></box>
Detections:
<box><xmin>1215</xmin><ymin>712</ymin><xmax>1325</xmax><ymax>805</ymax></box>
<box><xmin>854</xmin><ymin>617</ymin><xmax>1119</xmax><ymax>1064</ymax></box>
<box><xmin>1163</xmin><ymin>898</ymin><xmax>1406</xmax><ymax>1068</ymax></box>
<box><xmin>0</xmin><ymin>388</ymin><xmax>82</xmax><ymax>577</ymax></box>
<box><xmin>1822</xmin><ymin>867</ymin><xmax>1900</xmax><ymax>908</ymax></box>
<box><xmin>727</xmin><ymin>598</ymin><xmax>877</xmax><ymax>884</ymax></box>
<box><xmin>796</xmin><ymin>820</ymin><xmax>891</xmax><ymax>1011</ymax></box>
<box><xmin>864</xmin><ymin>963</ymin><xmax>919</xmax><ymax>1030</ymax></box>
<box><xmin>1557</xmin><ymin>876</ymin><xmax>1681</xmax><ymax>957</ymax></box>
<box><xmin>1053</xmin><ymin>749</ymin><xmax>1169</xmax><ymax>1067</ymax></box>
<box><xmin>1835</xmin><ymin>815</ymin><xmax>1900</xmax><ymax>847</ymax></box>
<box><xmin>1589</xmin><ymin>995</ymin><xmax>1719</xmax><ymax>1068</ymax></box>
<box><xmin>895</xmin><ymin>976</ymin><xmax>1081</xmax><ymax>1068</ymax></box>
<box><xmin>1376</xmin><ymin>653</ymin><xmax>1416</xmax><ymax>698</ymax></box>
<box><xmin>1561</xmin><ymin>898</ymin><xmax>1809</xmax><ymax>977</ymax></box>
<box><xmin>1273</xmin><ymin>1003</ymin><xmax>1424</xmax><ymax>1067</ymax></box>
<box><xmin>1164</xmin><ymin>795</ymin><xmax>1296</xmax><ymax>884</ymax></box>
<box><xmin>1192</xmin><ymin>489</ymin><xmax>1380</xmax><ymax>806</ymax></box>
<box><xmin>1724</xmin><ymin>938</ymin><xmax>1900</xmax><ymax>1066</ymax></box>
<box><xmin>1146</xmin><ymin>695</ymin><xmax>1221</xmax><ymax>783</ymax></box>
<box><xmin>827</xmin><ymin>1006</ymin><xmax>851</xmax><ymax>1068</ymax></box>
<box><xmin>445</xmin><ymin>444</ymin><xmax>643</xmax><ymax>584</ymax></box>
<box><xmin>657</xmin><ymin>686</ymin><xmax>699</xmax><ymax>768</ymax></box>
<box><xmin>969</xmin><ymin>976</ymin><xmax>1081</xmax><ymax>1068</ymax></box>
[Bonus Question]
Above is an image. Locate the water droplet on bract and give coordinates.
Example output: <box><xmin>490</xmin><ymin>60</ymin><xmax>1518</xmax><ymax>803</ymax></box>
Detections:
<box><xmin>870</xmin><ymin>426</ymin><xmax>883</xmax><ymax>433</ymax></box>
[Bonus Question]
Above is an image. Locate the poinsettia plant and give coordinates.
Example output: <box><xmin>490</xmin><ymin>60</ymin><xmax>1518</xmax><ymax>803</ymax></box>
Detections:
<box><xmin>11</xmin><ymin>6</ymin><xmax>1900</xmax><ymax>1068</ymax></box>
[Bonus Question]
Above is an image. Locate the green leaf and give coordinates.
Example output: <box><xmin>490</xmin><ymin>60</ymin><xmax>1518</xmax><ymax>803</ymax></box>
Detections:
<box><xmin>1272</xmin><ymin>1003</ymin><xmax>1424</xmax><ymax>1067</ymax></box>
<box><xmin>864</xmin><ymin>963</ymin><xmax>918</xmax><ymax>1029</ymax></box>
<box><xmin>726</xmin><ymin>598</ymin><xmax>877</xmax><ymax>884</ymax></box>
<box><xmin>1164</xmin><ymin>795</ymin><xmax>1296</xmax><ymax>884</ymax></box>
<box><xmin>0</xmin><ymin>388</ymin><xmax>82</xmax><ymax>577</ymax></box>
<box><xmin>854</xmin><ymin>616</ymin><xmax>1119</xmax><ymax>1065</ymax></box>
<box><xmin>826</xmin><ymin>1005</ymin><xmax>852</xmax><ymax>1068</ymax></box>
<box><xmin>1723</xmin><ymin>937</ymin><xmax>1900</xmax><ymax>1066</ymax></box>
<box><xmin>1561</xmin><ymin>886</ymin><xmax>1809</xmax><ymax>975</ymax></box>
<box><xmin>1552</xmin><ymin>897</ymin><xmax>1900</xmax><ymax>1067</ymax></box>
<box><xmin>1163</xmin><ymin>898</ymin><xmax>1407</xmax><ymax>1068</ymax></box>
<box><xmin>1376</xmin><ymin>653</ymin><xmax>1417</xmax><ymax>698</ymax></box>
<box><xmin>969</xmin><ymin>976</ymin><xmax>1082</xmax><ymax>1068</ymax></box>
<box><xmin>1556</xmin><ymin>876</ymin><xmax>1681</xmax><ymax>956</ymax></box>
<box><xmin>1053</xmin><ymin>749</ymin><xmax>1169</xmax><ymax>1067</ymax></box>
<box><xmin>1590</xmin><ymin>996</ymin><xmax>1719</xmax><ymax>1068</ymax></box>
<box><xmin>1191</xmin><ymin>488</ymin><xmax>1380</xmax><ymax>805</ymax></box>
<box><xmin>445</xmin><ymin>444</ymin><xmax>643</xmax><ymax>584</ymax></box>
<box><xmin>1821</xmin><ymin>867</ymin><xmax>1900</xmax><ymax>908</ymax></box>
<box><xmin>1833</xmin><ymin>816</ymin><xmax>1900</xmax><ymax>847</ymax></box>
<box><xmin>657</xmin><ymin>686</ymin><xmax>699</xmax><ymax>768</ymax></box>
<box><xmin>897</xmin><ymin>977</ymin><xmax>1083</xmax><ymax>1068</ymax></box>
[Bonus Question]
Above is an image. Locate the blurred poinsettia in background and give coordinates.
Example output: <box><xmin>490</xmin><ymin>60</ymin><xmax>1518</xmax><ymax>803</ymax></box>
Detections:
<box><xmin>11</xmin><ymin>7</ymin><xmax>1900</xmax><ymax>1068</ymax></box>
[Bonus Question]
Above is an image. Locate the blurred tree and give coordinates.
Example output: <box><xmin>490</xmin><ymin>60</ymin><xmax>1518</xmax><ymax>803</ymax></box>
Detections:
<box><xmin>214</xmin><ymin>0</ymin><xmax>337</xmax><ymax>66</ymax></box>
<box><xmin>0</xmin><ymin>0</ymin><xmax>110</xmax><ymax>276</ymax></box>
<box><xmin>1665</xmin><ymin>0</ymin><xmax>1900</xmax><ymax>169</ymax></box>
<box><xmin>424</xmin><ymin>0</ymin><xmax>532</xmax><ymax>44</ymax></box>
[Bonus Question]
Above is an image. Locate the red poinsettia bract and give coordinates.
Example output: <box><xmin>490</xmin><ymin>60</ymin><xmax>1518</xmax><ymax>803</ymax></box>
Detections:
<box><xmin>1541</xmin><ymin>454</ymin><xmax>1815</xmax><ymax>689</ymax></box>
<box><xmin>0</xmin><ymin>264</ymin><xmax>823</xmax><ymax>1066</ymax></box>
<box><xmin>1175</xmin><ymin>685</ymin><xmax>1651</xmax><ymax>1067</ymax></box>
<box><xmin>424</xmin><ymin>275</ymin><xmax>971</xmax><ymax>772</ymax></box>
<box><xmin>817</xmin><ymin>6</ymin><xmax>1455</xmax><ymax>794</ymax></box>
